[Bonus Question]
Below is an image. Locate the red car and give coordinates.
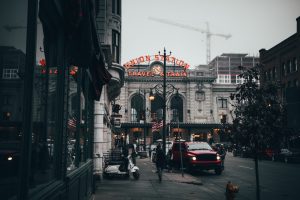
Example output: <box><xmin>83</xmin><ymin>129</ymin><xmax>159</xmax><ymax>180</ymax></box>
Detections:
<box><xmin>171</xmin><ymin>141</ymin><xmax>223</xmax><ymax>174</ymax></box>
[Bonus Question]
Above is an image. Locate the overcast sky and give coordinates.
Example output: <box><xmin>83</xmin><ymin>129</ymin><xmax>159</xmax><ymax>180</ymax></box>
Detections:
<box><xmin>122</xmin><ymin>0</ymin><xmax>300</xmax><ymax>68</ymax></box>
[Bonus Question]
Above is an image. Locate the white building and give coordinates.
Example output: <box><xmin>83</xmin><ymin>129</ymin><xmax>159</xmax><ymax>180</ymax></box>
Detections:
<box><xmin>113</xmin><ymin>53</ymin><xmax>258</xmax><ymax>149</ymax></box>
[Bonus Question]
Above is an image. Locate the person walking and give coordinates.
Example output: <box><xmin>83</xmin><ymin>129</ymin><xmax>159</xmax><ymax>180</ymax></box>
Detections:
<box><xmin>217</xmin><ymin>145</ymin><xmax>226</xmax><ymax>169</ymax></box>
<box><xmin>131</xmin><ymin>148</ymin><xmax>137</xmax><ymax>165</ymax></box>
<box><xmin>155</xmin><ymin>143</ymin><xmax>166</xmax><ymax>182</ymax></box>
<box><xmin>166</xmin><ymin>149</ymin><xmax>173</xmax><ymax>172</ymax></box>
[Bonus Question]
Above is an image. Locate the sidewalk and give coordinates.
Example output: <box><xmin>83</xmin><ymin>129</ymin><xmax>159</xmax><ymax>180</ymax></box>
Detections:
<box><xmin>93</xmin><ymin>157</ymin><xmax>204</xmax><ymax>200</ymax></box>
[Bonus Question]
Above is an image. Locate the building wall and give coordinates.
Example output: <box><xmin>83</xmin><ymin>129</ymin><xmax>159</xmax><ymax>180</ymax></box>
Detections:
<box><xmin>94</xmin><ymin>0</ymin><xmax>123</xmax><ymax>176</ymax></box>
<box><xmin>260</xmin><ymin>16</ymin><xmax>300</xmax><ymax>130</ymax></box>
<box><xmin>209</xmin><ymin>53</ymin><xmax>259</xmax><ymax>84</ymax></box>
<box><xmin>260</xmin><ymin>17</ymin><xmax>300</xmax><ymax>91</ymax></box>
<box><xmin>118</xmin><ymin>62</ymin><xmax>237</xmax><ymax>144</ymax></box>
<box><xmin>0</xmin><ymin>47</ymin><xmax>25</xmax><ymax>122</ymax></box>
<box><xmin>117</xmin><ymin>50</ymin><xmax>259</xmax><ymax>145</ymax></box>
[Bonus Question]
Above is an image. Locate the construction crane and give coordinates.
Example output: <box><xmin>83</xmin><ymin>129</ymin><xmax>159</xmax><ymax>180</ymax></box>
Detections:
<box><xmin>148</xmin><ymin>17</ymin><xmax>231</xmax><ymax>64</ymax></box>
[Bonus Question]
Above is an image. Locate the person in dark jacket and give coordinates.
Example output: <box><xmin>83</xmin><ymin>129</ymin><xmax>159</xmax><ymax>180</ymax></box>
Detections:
<box><xmin>155</xmin><ymin>143</ymin><xmax>165</xmax><ymax>182</ymax></box>
<box><xmin>131</xmin><ymin>148</ymin><xmax>137</xmax><ymax>165</ymax></box>
<box><xmin>155</xmin><ymin>143</ymin><xmax>166</xmax><ymax>171</ymax></box>
<box><xmin>121</xmin><ymin>146</ymin><xmax>129</xmax><ymax>172</ymax></box>
<box><xmin>166</xmin><ymin>149</ymin><xmax>173</xmax><ymax>172</ymax></box>
<box><xmin>217</xmin><ymin>145</ymin><xmax>226</xmax><ymax>169</ymax></box>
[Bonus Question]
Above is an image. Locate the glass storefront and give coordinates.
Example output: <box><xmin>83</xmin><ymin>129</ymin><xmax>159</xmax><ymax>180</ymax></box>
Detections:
<box><xmin>0</xmin><ymin>1</ymin><xmax>28</xmax><ymax>199</ymax></box>
<box><xmin>0</xmin><ymin>1</ymin><xmax>95</xmax><ymax>199</ymax></box>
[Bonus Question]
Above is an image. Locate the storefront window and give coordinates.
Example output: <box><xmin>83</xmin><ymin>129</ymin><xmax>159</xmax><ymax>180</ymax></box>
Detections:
<box><xmin>0</xmin><ymin>1</ymin><xmax>28</xmax><ymax>199</ymax></box>
<box><xmin>66</xmin><ymin>69</ymin><xmax>90</xmax><ymax>171</ymax></box>
<box><xmin>67</xmin><ymin>75</ymin><xmax>78</xmax><ymax>171</ymax></box>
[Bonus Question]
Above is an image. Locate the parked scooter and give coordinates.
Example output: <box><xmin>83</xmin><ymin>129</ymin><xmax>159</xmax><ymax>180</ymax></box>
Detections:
<box><xmin>103</xmin><ymin>155</ymin><xmax>140</xmax><ymax>180</ymax></box>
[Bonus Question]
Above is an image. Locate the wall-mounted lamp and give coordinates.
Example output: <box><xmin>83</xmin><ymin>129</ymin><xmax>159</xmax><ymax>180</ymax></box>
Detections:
<box><xmin>149</xmin><ymin>90</ymin><xmax>155</xmax><ymax>101</ymax></box>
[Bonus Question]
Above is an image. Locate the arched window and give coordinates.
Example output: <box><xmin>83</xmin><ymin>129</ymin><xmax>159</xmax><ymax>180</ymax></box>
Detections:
<box><xmin>150</xmin><ymin>94</ymin><xmax>164</xmax><ymax>121</ymax></box>
<box><xmin>131</xmin><ymin>94</ymin><xmax>144</xmax><ymax>122</ymax></box>
<box><xmin>170</xmin><ymin>96</ymin><xmax>183</xmax><ymax>122</ymax></box>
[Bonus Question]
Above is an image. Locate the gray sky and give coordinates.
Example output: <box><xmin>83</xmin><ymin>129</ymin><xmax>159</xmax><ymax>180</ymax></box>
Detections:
<box><xmin>122</xmin><ymin>0</ymin><xmax>300</xmax><ymax>68</ymax></box>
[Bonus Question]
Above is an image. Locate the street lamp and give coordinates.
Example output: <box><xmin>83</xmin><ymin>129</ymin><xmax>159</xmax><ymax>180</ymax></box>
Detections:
<box><xmin>149</xmin><ymin>47</ymin><xmax>178</xmax><ymax>155</ymax></box>
<box><xmin>138</xmin><ymin>89</ymin><xmax>149</xmax><ymax>151</ymax></box>
<box><xmin>149</xmin><ymin>84</ymin><xmax>179</xmax><ymax>155</ymax></box>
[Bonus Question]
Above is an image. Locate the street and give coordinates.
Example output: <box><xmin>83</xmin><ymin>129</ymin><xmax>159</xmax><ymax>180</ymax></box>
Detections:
<box><xmin>94</xmin><ymin>153</ymin><xmax>300</xmax><ymax>200</ymax></box>
<box><xmin>193</xmin><ymin>152</ymin><xmax>300</xmax><ymax>200</ymax></box>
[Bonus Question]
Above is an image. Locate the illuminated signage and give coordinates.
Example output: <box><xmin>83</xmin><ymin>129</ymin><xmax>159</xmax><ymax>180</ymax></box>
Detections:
<box><xmin>127</xmin><ymin>61</ymin><xmax>187</xmax><ymax>77</ymax></box>
<box><xmin>127</xmin><ymin>71</ymin><xmax>187</xmax><ymax>77</ymax></box>
<box><xmin>38</xmin><ymin>59</ymin><xmax>78</xmax><ymax>75</ymax></box>
<box><xmin>123</xmin><ymin>54</ymin><xmax>190</xmax><ymax>69</ymax></box>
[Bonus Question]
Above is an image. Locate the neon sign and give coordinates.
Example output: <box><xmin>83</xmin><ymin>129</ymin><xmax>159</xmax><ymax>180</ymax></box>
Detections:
<box><xmin>123</xmin><ymin>54</ymin><xmax>190</xmax><ymax>69</ymax></box>
<box><xmin>126</xmin><ymin>58</ymin><xmax>188</xmax><ymax>77</ymax></box>
<box><xmin>38</xmin><ymin>59</ymin><xmax>78</xmax><ymax>76</ymax></box>
<box><xmin>127</xmin><ymin>71</ymin><xmax>187</xmax><ymax>77</ymax></box>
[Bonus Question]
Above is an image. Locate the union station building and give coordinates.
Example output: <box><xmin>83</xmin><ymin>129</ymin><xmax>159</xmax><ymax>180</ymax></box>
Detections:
<box><xmin>113</xmin><ymin>53</ymin><xmax>259</xmax><ymax>148</ymax></box>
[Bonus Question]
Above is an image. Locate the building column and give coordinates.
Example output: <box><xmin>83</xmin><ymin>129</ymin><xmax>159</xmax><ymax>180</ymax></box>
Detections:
<box><xmin>93</xmin><ymin>99</ymin><xmax>104</xmax><ymax>175</ymax></box>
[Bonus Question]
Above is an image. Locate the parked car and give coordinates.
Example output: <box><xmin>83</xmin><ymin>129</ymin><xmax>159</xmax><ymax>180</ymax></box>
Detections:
<box><xmin>232</xmin><ymin>146</ymin><xmax>252</xmax><ymax>158</ymax></box>
<box><xmin>212</xmin><ymin>142</ymin><xmax>231</xmax><ymax>152</ymax></box>
<box><xmin>171</xmin><ymin>141</ymin><xmax>223</xmax><ymax>175</ymax></box>
<box><xmin>0</xmin><ymin>141</ymin><xmax>20</xmax><ymax>178</ymax></box>
<box><xmin>275</xmin><ymin>148</ymin><xmax>300</xmax><ymax>163</ymax></box>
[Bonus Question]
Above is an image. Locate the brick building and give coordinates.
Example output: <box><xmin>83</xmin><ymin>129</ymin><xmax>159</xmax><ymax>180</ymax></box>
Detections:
<box><xmin>260</xmin><ymin>16</ymin><xmax>300</xmax><ymax>131</ymax></box>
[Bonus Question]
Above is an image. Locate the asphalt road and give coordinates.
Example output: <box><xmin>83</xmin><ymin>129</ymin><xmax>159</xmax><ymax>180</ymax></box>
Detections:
<box><xmin>191</xmin><ymin>152</ymin><xmax>300</xmax><ymax>200</ymax></box>
<box><xmin>94</xmin><ymin>153</ymin><xmax>300</xmax><ymax>200</ymax></box>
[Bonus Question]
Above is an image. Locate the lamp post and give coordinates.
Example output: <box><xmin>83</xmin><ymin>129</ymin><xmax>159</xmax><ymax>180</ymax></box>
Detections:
<box><xmin>162</xmin><ymin>48</ymin><xmax>167</xmax><ymax>155</ymax></box>
<box><xmin>149</xmin><ymin>83</ymin><xmax>178</xmax><ymax>154</ymax></box>
<box><xmin>149</xmin><ymin>47</ymin><xmax>178</xmax><ymax>155</ymax></box>
<box><xmin>138</xmin><ymin>89</ymin><xmax>148</xmax><ymax>151</ymax></box>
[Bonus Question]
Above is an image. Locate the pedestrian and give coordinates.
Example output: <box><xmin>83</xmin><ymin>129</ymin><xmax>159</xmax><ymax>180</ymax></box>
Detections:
<box><xmin>122</xmin><ymin>145</ymin><xmax>129</xmax><ymax>171</ymax></box>
<box><xmin>166</xmin><ymin>149</ymin><xmax>173</xmax><ymax>172</ymax></box>
<box><xmin>217</xmin><ymin>145</ymin><xmax>226</xmax><ymax>169</ymax></box>
<box><xmin>149</xmin><ymin>146</ymin><xmax>151</xmax><ymax>159</ymax></box>
<box><xmin>131</xmin><ymin>148</ymin><xmax>137</xmax><ymax>165</ymax></box>
<box><xmin>155</xmin><ymin>143</ymin><xmax>166</xmax><ymax>182</ymax></box>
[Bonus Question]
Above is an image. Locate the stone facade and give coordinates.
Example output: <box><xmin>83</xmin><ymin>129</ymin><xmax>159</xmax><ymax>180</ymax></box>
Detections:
<box><xmin>93</xmin><ymin>0</ymin><xmax>125</xmax><ymax>175</ymax></box>
<box><xmin>113</xmin><ymin>52</ymin><xmax>259</xmax><ymax>148</ymax></box>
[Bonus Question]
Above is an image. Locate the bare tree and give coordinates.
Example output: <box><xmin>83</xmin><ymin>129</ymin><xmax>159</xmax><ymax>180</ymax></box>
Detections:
<box><xmin>230</xmin><ymin>64</ymin><xmax>287</xmax><ymax>200</ymax></box>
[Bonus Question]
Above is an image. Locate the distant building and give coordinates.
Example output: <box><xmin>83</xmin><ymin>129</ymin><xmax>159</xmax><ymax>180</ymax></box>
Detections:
<box><xmin>209</xmin><ymin>53</ymin><xmax>259</xmax><ymax>84</ymax></box>
<box><xmin>114</xmin><ymin>49</ymin><xmax>260</xmax><ymax>150</ymax></box>
<box><xmin>0</xmin><ymin>46</ymin><xmax>25</xmax><ymax>125</ymax></box>
<box><xmin>260</xmin><ymin>16</ymin><xmax>300</xmax><ymax>131</ymax></box>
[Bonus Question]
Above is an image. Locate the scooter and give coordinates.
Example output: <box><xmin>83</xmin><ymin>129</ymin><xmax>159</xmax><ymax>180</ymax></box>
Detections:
<box><xmin>103</xmin><ymin>155</ymin><xmax>140</xmax><ymax>180</ymax></box>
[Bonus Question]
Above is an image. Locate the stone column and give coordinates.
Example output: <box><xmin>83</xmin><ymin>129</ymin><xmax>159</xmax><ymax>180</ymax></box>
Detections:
<box><xmin>93</xmin><ymin>99</ymin><xmax>104</xmax><ymax>176</ymax></box>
